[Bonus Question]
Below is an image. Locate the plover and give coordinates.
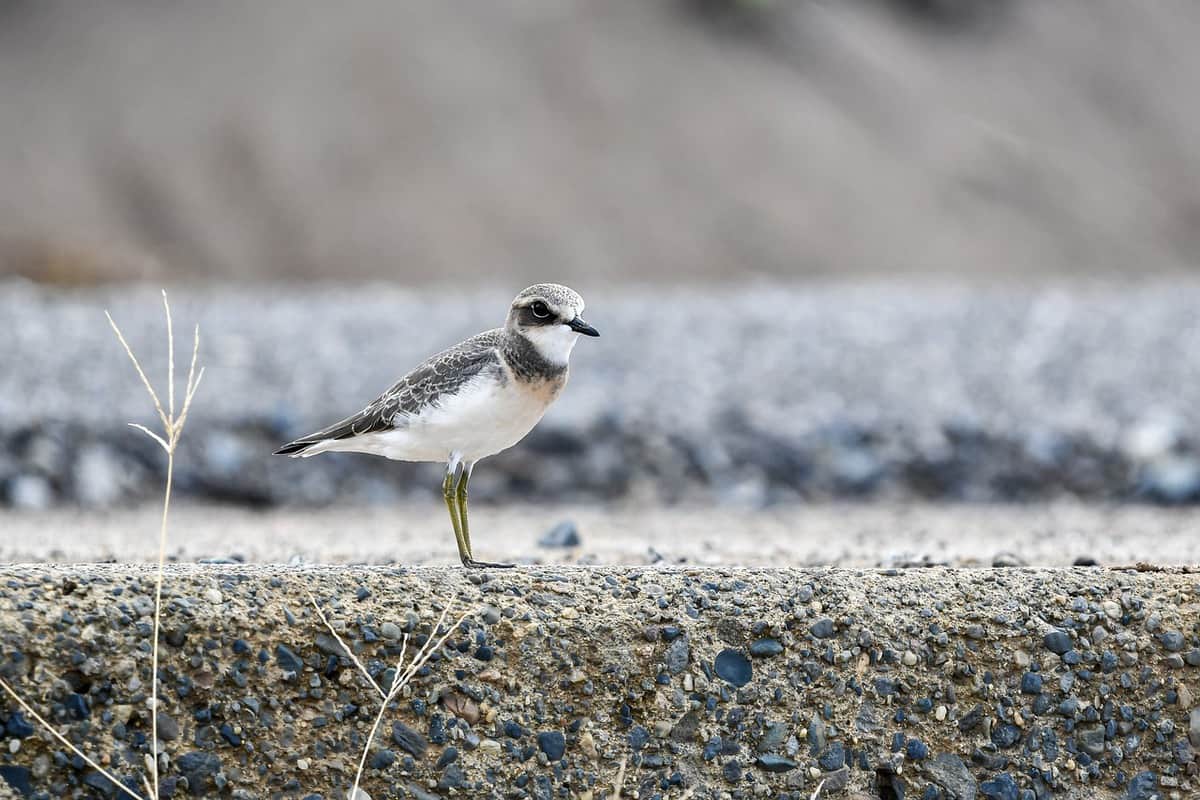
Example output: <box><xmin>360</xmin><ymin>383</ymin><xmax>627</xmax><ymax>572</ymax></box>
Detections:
<box><xmin>274</xmin><ymin>284</ymin><xmax>599</xmax><ymax>568</ymax></box>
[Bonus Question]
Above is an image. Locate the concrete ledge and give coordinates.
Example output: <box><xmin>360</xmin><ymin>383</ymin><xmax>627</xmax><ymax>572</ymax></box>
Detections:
<box><xmin>1</xmin><ymin>565</ymin><xmax>1198</xmax><ymax>799</ymax></box>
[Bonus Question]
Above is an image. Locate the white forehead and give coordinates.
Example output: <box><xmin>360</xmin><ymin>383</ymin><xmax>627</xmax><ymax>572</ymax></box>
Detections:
<box><xmin>512</xmin><ymin>283</ymin><xmax>585</xmax><ymax>315</ymax></box>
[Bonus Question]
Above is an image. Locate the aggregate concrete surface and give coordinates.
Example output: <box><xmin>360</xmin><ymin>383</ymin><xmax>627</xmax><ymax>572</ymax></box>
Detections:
<box><xmin>0</xmin><ymin>564</ymin><xmax>1198</xmax><ymax>799</ymax></box>
<box><xmin>5</xmin><ymin>281</ymin><xmax>1200</xmax><ymax>510</ymax></box>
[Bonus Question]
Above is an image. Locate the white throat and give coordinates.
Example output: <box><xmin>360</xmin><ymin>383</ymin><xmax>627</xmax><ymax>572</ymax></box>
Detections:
<box><xmin>522</xmin><ymin>324</ymin><xmax>579</xmax><ymax>366</ymax></box>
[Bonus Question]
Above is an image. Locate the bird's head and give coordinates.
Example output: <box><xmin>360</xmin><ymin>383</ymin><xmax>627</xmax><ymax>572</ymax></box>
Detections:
<box><xmin>506</xmin><ymin>283</ymin><xmax>598</xmax><ymax>366</ymax></box>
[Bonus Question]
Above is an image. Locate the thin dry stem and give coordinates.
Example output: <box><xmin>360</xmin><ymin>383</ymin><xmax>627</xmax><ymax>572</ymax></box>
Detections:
<box><xmin>350</xmin><ymin>605</ymin><xmax>475</xmax><ymax>799</ymax></box>
<box><xmin>394</xmin><ymin>605</ymin><xmax>452</xmax><ymax>688</ymax></box>
<box><xmin>175</xmin><ymin>324</ymin><xmax>204</xmax><ymax>441</ymax></box>
<box><xmin>306</xmin><ymin>591</ymin><xmax>386</xmax><ymax>701</ymax></box>
<box><xmin>809</xmin><ymin>779</ymin><xmax>826</xmax><ymax>800</ymax></box>
<box><xmin>104</xmin><ymin>291</ymin><xmax>203</xmax><ymax>800</ymax></box>
<box><xmin>0</xmin><ymin>677</ymin><xmax>146</xmax><ymax>800</ymax></box>
<box><xmin>127</xmin><ymin>423</ymin><xmax>169</xmax><ymax>454</ymax></box>
<box><xmin>351</xmin><ymin>633</ymin><xmax>409</xmax><ymax>797</ymax></box>
<box><xmin>147</xmin><ymin>449</ymin><xmax>173</xmax><ymax>794</ymax></box>
<box><xmin>105</xmin><ymin>311</ymin><xmax>170</xmax><ymax>435</ymax></box>
<box><xmin>163</xmin><ymin>291</ymin><xmax>175</xmax><ymax>421</ymax></box>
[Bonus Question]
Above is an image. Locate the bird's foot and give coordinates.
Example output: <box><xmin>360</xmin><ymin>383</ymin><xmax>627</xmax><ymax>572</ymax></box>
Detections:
<box><xmin>461</xmin><ymin>557</ymin><xmax>516</xmax><ymax>569</ymax></box>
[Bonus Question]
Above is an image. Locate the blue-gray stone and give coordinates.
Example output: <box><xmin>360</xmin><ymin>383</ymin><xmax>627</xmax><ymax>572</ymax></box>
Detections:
<box><xmin>672</xmin><ymin>708</ymin><xmax>703</xmax><ymax>743</ymax></box>
<box><xmin>0</xmin><ymin>766</ymin><xmax>32</xmax><ymax>797</ymax></box>
<box><xmin>82</xmin><ymin>772</ymin><xmax>116</xmax><ymax>795</ymax></box>
<box><xmin>274</xmin><ymin>644</ymin><xmax>304</xmax><ymax>675</ymax></box>
<box><xmin>821</xmin><ymin>766</ymin><xmax>851</xmax><ymax>793</ymax></box>
<box><xmin>980</xmin><ymin>772</ymin><xmax>1018</xmax><ymax>800</ymax></box>
<box><xmin>755</xmin><ymin>754</ymin><xmax>797</xmax><ymax>772</ymax></box>
<box><xmin>1125</xmin><ymin>771</ymin><xmax>1159</xmax><ymax>800</ymax></box>
<box><xmin>665</xmin><ymin>635</ymin><xmax>690</xmax><ymax>674</ymax></box>
<box><xmin>818</xmin><ymin>741</ymin><xmax>846</xmax><ymax>771</ymax></box>
<box><xmin>628</xmin><ymin>725</ymin><xmax>650</xmax><ymax>750</ymax></box>
<box><xmin>991</xmin><ymin>724</ymin><xmax>1021</xmax><ymax>749</ymax></box>
<box><xmin>905</xmin><ymin>738</ymin><xmax>929</xmax><ymax>760</ymax></box>
<box><xmin>437</xmin><ymin>764</ymin><xmax>467</xmax><ymax>790</ymax></box>
<box><xmin>957</xmin><ymin>705</ymin><xmax>983</xmax><ymax>733</ymax></box>
<box><xmin>1078</xmin><ymin>724</ymin><xmax>1106</xmax><ymax>757</ymax></box>
<box><xmin>1043</xmin><ymin>631</ymin><xmax>1072</xmax><ymax>655</ymax></box>
<box><xmin>5</xmin><ymin>712</ymin><xmax>34</xmax><ymax>739</ymax></box>
<box><xmin>1020</xmin><ymin>673</ymin><xmax>1043</xmax><ymax>694</ymax></box>
<box><xmin>537</xmin><ymin>731</ymin><xmax>566</xmax><ymax>761</ymax></box>
<box><xmin>435</xmin><ymin>746</ymin><xmax>457</xmax><ymax>769</ymax></box>
<box><xmin>703</xmin><ymin>735</ymin><xmax>722</xmax><ymax>760</ymax></box>
<box><xmin>749</xmin><ymin>638</ymin><xmax>784</xmax><ymax>657</ymax></box>
<box><xmin>176</xmin><ymin>752</ymin><xmax>221</xmax><ymax>796</ymax></box>
<box><xmin>218</xmin><ymin>722</ymin><xmax>241</xmax><ymax>746</ymax></box>
<box><xmin>370</xmin><ymin>749</ymin><xmax>395</xmax><ymax>769</ymax></box>
<box><xmin>811</xmin><ymin>618</ymin><xmax>836</xmax><ymax>639</ymax></box>
<box><xmin>923</xmin><ymin>753</ymin><xmax>977</xmax><ymax>799</ymax></box>
<box><xmin>808</xmin><ymin>712</ymin><xmax>827</xmax><ymax>755</ymax></box>
<box><xmin>1159</xmin><ymin>631</ymin><xmax>1185</xmax><ymax>652</ymax></box>
<box><xmin>537</xmin><ymin>520</ymin><xmax>580</xmax><ymax>548</ymax></box>
<box><xmin>65</xmin><ymin>693</ymin><xmax>89</xmax><ymax>719</ymax></box>
<box><xmin>391</xmin><ymin>721</ymin><xmax>429</xmax><ymax>757</ymax></box>
<box><xmin>714</xmin><ymin>649</ymin><xmax>752</xmax><ymax>687</ymax></box>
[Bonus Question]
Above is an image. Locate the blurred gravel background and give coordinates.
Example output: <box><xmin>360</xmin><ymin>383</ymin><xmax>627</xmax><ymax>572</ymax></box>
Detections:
<box><xmin>3</xmin><ymin>280</ymin><xmax>1200</xmax><ymax>511</ymax></box>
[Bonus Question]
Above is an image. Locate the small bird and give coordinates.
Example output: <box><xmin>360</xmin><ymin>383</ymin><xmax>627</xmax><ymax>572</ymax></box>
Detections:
<box><xmin>274</xmin><ymin>283</ymin><xmax>599</xmax><ymax>568</ymax></box>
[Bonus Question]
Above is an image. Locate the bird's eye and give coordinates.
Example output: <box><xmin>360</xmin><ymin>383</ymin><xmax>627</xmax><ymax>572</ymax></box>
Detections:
<box><xmin>530</xmin><ymin>301</ymin><xmax>551</xmax><ymax>319</ymax></box>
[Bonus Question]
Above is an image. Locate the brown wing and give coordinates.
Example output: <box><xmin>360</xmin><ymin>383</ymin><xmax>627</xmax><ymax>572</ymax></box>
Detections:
<box><xmin>274</xmin><ymin>330</ymin><xmax>504</xmax><ymax>455</ymax></box>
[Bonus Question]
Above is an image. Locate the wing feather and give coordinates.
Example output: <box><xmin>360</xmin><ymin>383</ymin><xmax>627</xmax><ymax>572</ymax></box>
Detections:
<box><xmin>274</xmin><ymin>330</ymin><xmax>504</xmax><ymax>455</ymax></box>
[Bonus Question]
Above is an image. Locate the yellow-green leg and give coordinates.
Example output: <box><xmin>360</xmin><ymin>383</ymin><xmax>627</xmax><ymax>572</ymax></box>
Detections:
<box><xmin>443</xmin><ymin>466</ymin><xmax>470</xmax><ymax>566</ymax></box>
<box><xmin>456</xmin><ymin>461</ymin><xmax>514</xmax><ymax>569</ymax></box>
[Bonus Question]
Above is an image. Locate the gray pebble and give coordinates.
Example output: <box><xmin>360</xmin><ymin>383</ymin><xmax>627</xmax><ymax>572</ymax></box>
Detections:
<box><xmin>537</xmin><ymin>521</ymin><xmax>580</xmax><ymax>548</ymax></box>
<box><xmin>665</xmin><ymin>635</ymin><xmax>689</xmax><ymax>674</ymax></box>
<box><xmin>811</xmin><ymin>618</ymin><xmax>836</xmax><ymax>639</ymax></box>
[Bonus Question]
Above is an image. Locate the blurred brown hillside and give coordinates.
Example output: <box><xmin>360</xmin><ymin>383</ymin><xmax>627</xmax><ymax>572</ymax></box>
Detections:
<box><xmin>0</xmin><ymin>0</ymin><xmax>1197</xmax><ymax>285</ymax></box>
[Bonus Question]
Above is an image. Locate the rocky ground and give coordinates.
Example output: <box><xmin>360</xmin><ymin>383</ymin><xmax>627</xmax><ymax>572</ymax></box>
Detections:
<box><xmin>4</xmin><ymin>281</ymin><xmax>1200</xmax><ymax>512</ymax></box>
<box><xmin>0</xmin><ymin>564</ymin><xmax>1197</xmax><ymax>799</ymax></box>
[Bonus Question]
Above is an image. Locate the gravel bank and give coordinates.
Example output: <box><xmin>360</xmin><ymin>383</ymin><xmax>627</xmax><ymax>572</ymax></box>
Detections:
<box><xmin>0</xmin><ymin>564</ymin><xmax>1198</xmax><ymax>798</ymax></box>
<box><xmin>4</xmin><ymin>281</ymin><xmax>1200</xmax><ymax>509</ymax></box>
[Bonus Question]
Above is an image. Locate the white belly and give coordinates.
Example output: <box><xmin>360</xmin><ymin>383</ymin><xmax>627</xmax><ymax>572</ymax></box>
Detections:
<box><xmin>314</xmin><ymin>373</ymin><xmax>556</xmax><ymax>464</ymax></box>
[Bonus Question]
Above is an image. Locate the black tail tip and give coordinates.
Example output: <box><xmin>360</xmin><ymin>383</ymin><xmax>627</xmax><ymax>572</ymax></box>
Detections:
<box><xmin>273</xmin><ymin>441</ymin><xmax>309</xmax><ymax>456</ymax></box>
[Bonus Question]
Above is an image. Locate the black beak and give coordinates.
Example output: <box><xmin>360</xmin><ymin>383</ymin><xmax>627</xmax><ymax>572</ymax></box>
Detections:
<box><xmin>568</xmin><ymin>317</ymin><xmax>599</xmax><ymax>337</ymax></box>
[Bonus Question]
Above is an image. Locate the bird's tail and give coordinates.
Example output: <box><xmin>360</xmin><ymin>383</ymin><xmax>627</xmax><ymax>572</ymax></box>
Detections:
<box><xmin>273</xmin><ymin>438</ymin><xmax>320</xmax><ymax>457</ymax></box>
